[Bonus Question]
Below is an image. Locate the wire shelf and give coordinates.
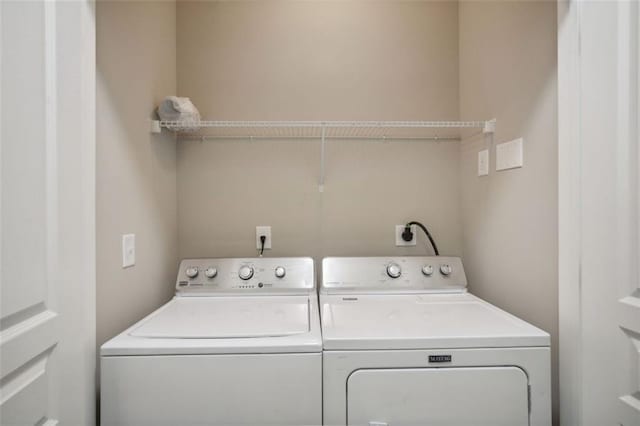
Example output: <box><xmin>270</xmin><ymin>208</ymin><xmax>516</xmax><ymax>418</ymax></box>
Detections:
<box><xmin>154</xmin><ymin>120</ymin><xmax>495</xmax><ymax>140</ymax></box>
<box><xmin>151</xmin><ymin>119</ymin><xmax>496</xmax><ymax>192</ymax></box>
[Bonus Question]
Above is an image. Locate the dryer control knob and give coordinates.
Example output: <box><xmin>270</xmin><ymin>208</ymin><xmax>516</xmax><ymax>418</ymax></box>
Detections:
<box><xmin>239</xmin><ymin>265</ymin><xmax>254</xmax><ymax>280</ymax></box>
<box><xmin>386</xmin><ymin>263</ymin><xmax>402</xmax><ymax>278</ymax></box>
<box><xmin>185</xmin><ymin>267</ymin><xmax>199</xmax><ymax>278</ymax></box>
<box><xmin>274</xmin><ymin>266</ymin><xmax>286</xmax><ymax>278</ymax></box>
<box><xmin>440</xmin><ymin>264</ymin><xmax>453</xmax><ymax>276</ymax></box>
<box><xmin>422</xmin><ymin>265</ymin><xmax>434</xmax><ymax>276</ymax></box>
<box><xmin>205</xmin><ymin>267</ymin><xmax>217</xmax><ymax>279</ymax></box>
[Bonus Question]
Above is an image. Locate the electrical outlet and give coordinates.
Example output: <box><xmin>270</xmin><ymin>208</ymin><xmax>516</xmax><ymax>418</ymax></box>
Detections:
<box><xmin>256</xmin><ymin>226</ymin><xmax>272</xmax><ymax>250</ymax></box>
<box><xmin>395</xmin><ymin>225</ymin><xmax>416</xmax><ymax>246</ymax></box>
<box><xmin>122</xmin><ymin>234</ymin><xmax>135</xmax><ymax>268</ymax></box>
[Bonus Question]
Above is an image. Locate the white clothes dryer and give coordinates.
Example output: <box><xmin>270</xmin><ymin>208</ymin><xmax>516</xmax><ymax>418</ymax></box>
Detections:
<box><xmin>320</xmin><ymin>256</ymin><xmax>551</xmax><ymax>426</ymax></box>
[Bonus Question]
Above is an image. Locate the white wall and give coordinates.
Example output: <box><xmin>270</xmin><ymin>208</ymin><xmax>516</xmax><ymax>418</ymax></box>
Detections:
<box><xmin>96</xmin><ymin>0</ymin><xmax>177</xmax><ymax>351</ymax></box>
<box><xmin>176</xmin><ymin>1</ymin><xmax>462</xmax><ymax>262</ymax></box>
<box><xmin>458</xmin><ymin>1</ymin><xmax>558</xmax><ymax>423</ymax></box>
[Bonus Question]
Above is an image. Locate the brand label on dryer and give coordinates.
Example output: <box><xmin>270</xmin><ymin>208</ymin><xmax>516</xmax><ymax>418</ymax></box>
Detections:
<box><xmin>428</xmin><ymin>355</ymin><xmax>452</xmax><ymax>363</ymax></box>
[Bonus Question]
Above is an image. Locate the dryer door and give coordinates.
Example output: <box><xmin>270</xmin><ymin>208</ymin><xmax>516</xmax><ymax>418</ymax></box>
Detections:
<box><xmin>347</xmin><ymin>366</ymin><xmax>529</xmax><ymax>426</ymax></box>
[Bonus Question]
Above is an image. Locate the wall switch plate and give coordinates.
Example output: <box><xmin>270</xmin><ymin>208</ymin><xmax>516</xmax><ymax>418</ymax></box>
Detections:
<box><xmin>256</xmin><ymin>226</ymin><xmax>272</xmax><ymax>250</ymax></box>
<box><xmin>496</xmin><ymin>138</ymin><xmax>524</xmax><ymax>171</ymax></box>
<box><xmin>395</xmin><ymin>225</ymin><xmax>416</xmax><ymax>246</ymax></box>
<box><xmin>478</xmin><ymin>149</ymin><xmax>489</xmax><ymax>176</ymax></box>
<box><xmin>122</xmin><ymin>234</ymin><xmax>135</xmax><ymax>268</ymax></box>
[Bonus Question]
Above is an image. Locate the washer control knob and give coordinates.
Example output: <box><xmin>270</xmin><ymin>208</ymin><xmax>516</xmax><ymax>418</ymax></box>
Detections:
<box><xmin>274</xmin><ymin>266</ymin><xmax>286</xmax><ymax>278</ymax></box>
<box><xmin>205</xmin><ymin>267</ymin><xmax>217</xmax><ymax>279</ymax></box>
<box><xmin>238</xmin><ymin>265</ymin><xmax>254</xmax><ymax>280</ymax></box>
<box><xmin>440</xmin><ymin>264</ymin><xmax>453</xmax><ymax>276</ymax></box>
<box><xmin>422</xmin><ymin>265</ymin><xmax>434</xmax><ymax>276</ymax></box>
<box><xmin>185</xmin><ymin>267</ymin><xmax>199</xmax><ymax>279</ymax></box>
<box><xmin>386</xmin><ymin>263</ymin><xmax>402</xmax><ymax>279</ymax></box>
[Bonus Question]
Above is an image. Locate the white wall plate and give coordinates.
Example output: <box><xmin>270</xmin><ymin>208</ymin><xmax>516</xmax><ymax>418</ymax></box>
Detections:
<box><xmin>496</xmin><ymin>138</ymin><xmax>524</xmax><ymax>171</ymax></box>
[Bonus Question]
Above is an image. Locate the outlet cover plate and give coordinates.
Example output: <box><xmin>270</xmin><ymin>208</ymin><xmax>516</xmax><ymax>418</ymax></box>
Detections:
<box><xmin>395</xmin><ymin>225</ymin><xmax>417</xmax><ymax>246</ymax></box>
<box><xmin>256</xmin><ymin>226</ymin><xmax>272</xmax><ymax>250</ymax></box>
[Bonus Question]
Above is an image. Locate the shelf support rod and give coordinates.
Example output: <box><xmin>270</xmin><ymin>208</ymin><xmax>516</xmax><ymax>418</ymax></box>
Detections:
<box><xmin>482</xmin><ymin>118</ymin><xmax>496</xmax><ymax>146</ymax></box>
<box><xmin>319</xmin><ymin>125</ymin><xmax>326</xmax><ymax>192</ymax></box>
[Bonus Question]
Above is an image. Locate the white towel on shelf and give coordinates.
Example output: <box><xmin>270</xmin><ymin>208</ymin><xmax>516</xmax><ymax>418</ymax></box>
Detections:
<box><xmin>157</xmin><ymin>96</ymin><xmax>201</xmax><ymax>123</ymax></box>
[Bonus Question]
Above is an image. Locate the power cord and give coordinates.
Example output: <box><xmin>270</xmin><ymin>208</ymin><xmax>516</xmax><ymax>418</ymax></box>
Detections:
<box><xmin>402</xmin><ymin>221</ymin><xmax>440</xmax><ymax>256</ymax></box>
<box><xmin>259</xmin><ymin>235</ymin><xmax>266</xmax><ymax>257</ymax></box>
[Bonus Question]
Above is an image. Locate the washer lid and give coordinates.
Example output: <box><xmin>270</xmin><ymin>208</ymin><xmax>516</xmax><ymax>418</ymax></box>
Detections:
<box><xmin>320</xmin><ymin>293</ymin><xmax>550</xmax><ymax>350</ymax></box>
<box><xmin>130</xmin><ymin>296</ymin><xmax>309</xmax><ymax>339</ymax></box>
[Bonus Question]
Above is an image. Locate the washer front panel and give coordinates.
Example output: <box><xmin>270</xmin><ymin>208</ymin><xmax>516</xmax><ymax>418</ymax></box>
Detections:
<box><xmin>101</xmin><ymin>353</ymin><xmax>322</xmax><ymax>426</ymax></box>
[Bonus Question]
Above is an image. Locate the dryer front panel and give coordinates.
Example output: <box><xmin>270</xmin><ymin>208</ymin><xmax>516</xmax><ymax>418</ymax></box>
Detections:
<box><xmin>347</xmin><ymin>366</ymin><xmax>529</xmax><ymax>426</ymax></box>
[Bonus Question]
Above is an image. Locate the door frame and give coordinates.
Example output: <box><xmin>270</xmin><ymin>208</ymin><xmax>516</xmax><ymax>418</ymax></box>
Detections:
<box><xmin>558</xmin><ymin>1</ymin><xmax>640</xmax><ymax>424</ymax></box>
<box><xmin>557</xmin><ymin>1</ymin><xmax>582</xmax><ymax>423</ymax></box>
<box><xmin>52</xmin><ymin>1</ymin><xmax>96</xmax><ymax>423</ymax></box>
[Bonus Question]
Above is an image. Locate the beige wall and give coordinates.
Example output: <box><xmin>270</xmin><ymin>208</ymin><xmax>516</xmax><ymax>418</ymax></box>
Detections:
<box><xmin>96</xmin><ymin>1</ymin><xmax>177</xmax><ymax>349</ymax></box>
<box><xmin>96</xmin><ymin>3</ymin><xmax>559</xmax><ymax>422</ymax></box>
<box><xmin>458</xmin><ymin>1</ymin><xmax>558</xmax><ymax>423</ymax></box>
<box><xmin>176</xmin><ymin>1</ymin><xmax>463</xmax><ymax>261</ymax></box>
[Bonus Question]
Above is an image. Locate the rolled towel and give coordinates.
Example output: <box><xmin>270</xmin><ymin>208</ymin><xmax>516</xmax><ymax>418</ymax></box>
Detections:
<box><xmin>157</xmin><ymin>96</ymin><xmax>201</xmax><ymax>123</ymax></box>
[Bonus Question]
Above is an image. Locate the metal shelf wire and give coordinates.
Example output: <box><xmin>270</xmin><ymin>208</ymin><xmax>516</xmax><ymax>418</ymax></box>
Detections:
<box><xmin>151</xmin><ymin>119</ymin><xmax>496</xmax><ymax>191</ymax></box>
<box><xmin>154</xmin><ymin>120</ymin><xmax>494</xmax><ymax>140</ymax></box>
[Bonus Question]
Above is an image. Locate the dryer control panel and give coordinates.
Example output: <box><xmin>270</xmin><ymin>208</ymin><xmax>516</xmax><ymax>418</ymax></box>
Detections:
<box><xmin>321</xmin><ymin>256</ymin><xmax>467</xmax><ymax>294</ymax></box>
<box><xmin>176</xmin><ymin>257</ymin><xmax>314</xmax><ymax>295</ymax></box>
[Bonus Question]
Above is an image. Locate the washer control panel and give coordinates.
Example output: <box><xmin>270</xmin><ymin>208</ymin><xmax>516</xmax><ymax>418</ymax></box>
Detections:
<box><xmin>321</xmin><ymin>256</ymin><xmax>467</xmax><ymax>294</ymax></box>
<box><xmin>176</xmin><ymin>257</ymin><xmax>314</xmax><ymax>295</ymax></box>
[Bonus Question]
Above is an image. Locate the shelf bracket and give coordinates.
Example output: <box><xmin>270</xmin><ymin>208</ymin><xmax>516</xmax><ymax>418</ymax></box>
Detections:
<box><xmin>319</xmin><ymin>126</ymin><xmax>326</xmax><ymax>192</ymax></box>
<box><xmin>150</xmin><ymin>119</ymin><xmax>161</xmax><ymax>134</ymax></box>
<box><xmin>482</xmin><ymin>118</ymin><xmax>496</xmax><ymax>134</ymax></box>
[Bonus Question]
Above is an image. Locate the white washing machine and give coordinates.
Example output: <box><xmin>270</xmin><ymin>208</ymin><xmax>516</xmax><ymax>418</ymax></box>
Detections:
<box><xmin>101</xmin><ymin>257</ymin><xmax>321</xmax><ymax>426</ymax></box>
<box><xmin>321</xmin><ymin>256</ymin><xmax>551</xmax><ymax>426</ymax></box>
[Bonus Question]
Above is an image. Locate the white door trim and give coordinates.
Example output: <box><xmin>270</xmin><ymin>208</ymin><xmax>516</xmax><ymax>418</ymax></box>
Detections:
<box><xmin>558</xmin><ymin>1</ymin><xmax>582</xmax><ymax>422</ymax></box>
<box><xmin>558</xmin><ymin>1</ymin><xmax>640</xmax><ymax>424</ymax></box>
<box><xmin>617</xmin><ymin>1</ymin><xmax>640</xmax><ymax>422</ymax></box>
